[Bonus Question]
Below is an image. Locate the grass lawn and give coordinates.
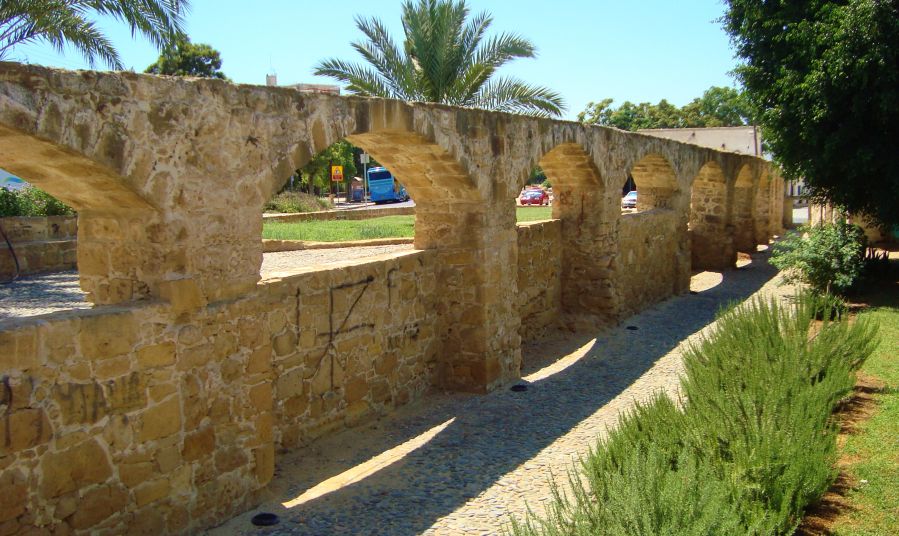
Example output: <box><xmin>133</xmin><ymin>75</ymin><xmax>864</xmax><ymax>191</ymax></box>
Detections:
<box><xmin>263</xmin><ymin>216</ymin><xmax>414</xmax><ymax>241</ymax></box>
<box><xmin>826</xmin><ymin>270</ymin><xmax>899</xmax><ymax>535</ymax></box>
<box><xmin>263</xmin><ymin>207</ymin><xmax>555</xmax><ymax>241</ymax></box>
<box><xmin>516</xmin><ymin>206</ymin><xmax>553</xmax><ymax>222</ymax></box>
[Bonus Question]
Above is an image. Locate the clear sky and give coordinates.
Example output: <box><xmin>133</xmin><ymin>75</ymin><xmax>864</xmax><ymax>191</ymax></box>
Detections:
<box><xmin>9</xmin><ymin>0</ymin><xmax>741</xmax><ymax>121</ymax></box>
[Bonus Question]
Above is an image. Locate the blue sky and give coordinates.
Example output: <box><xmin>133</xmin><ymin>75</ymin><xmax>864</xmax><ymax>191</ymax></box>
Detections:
<box><xmin>9</xmin><ymin>0</ymin><xmax>740</xmax><ymax>120</ymax></box>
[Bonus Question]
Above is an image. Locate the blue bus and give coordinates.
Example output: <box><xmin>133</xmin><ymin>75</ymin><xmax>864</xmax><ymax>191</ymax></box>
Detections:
<box><xmin>367</xmin><ymin>167</ymin><xmax>409</xmax><ymax>204</ymax></box>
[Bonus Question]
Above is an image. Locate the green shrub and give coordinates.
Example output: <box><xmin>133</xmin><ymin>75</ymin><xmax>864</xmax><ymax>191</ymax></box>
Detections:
<box><xmin>0</xmin><ymin>186</ymin><xmax>75</xmax><ymax>217</ymax></box>
<box><xmin>770</xmin><ymin>222</ymin><xmax>866</xmax><ymax>295</ymax></box>
<box><xmin>510</xmin><ymin>294</ymin><xmax>878</xmax><ymax>536</ymax></box>
<box><xmin>264</xmin><ymin>191</ymin><xmax>330</xmax><ymax>213</ymax></box>
<box><xmin>0</xmin><ymin>188</ymin><xmax>18</xmax><ymax>217</ymax></box>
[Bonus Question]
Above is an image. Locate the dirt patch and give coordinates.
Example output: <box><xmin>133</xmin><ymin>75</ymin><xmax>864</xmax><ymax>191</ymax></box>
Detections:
<box><xmin>796</xmin><ymin>373</ymin><xmax>886</xmax><ymax>535</ymax></box>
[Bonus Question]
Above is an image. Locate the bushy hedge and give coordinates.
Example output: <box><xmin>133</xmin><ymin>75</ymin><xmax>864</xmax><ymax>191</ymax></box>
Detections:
<box><xmin>770</xmin><ymin>222</ymin><xmax>867</xmax><ymax>295</ymax></box>
<box><xmin>0</xmin><ymin>187</ymin><xmax>75</xmax><ymax>217</ymax></box>
<box><xmin>510</xmin><ymin>294</ymin><xmax>878</xmax><ymax>536</ymax></box>
<box><xmin>263</xmin><ymin>190</ymin><xmax>330</xmax><ymax>214</ymax></box>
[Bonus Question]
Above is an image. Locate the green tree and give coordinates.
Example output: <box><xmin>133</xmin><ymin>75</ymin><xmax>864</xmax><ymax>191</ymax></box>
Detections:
<box><xmin>288</xmin><ymin>141</ymin><xmax>358</xmax><ymax>195</ymax></box>
<box><xmin>578</xmin><ymin>87</ymin><xmax>755</xmax><ymax>130</ymax></box>
<box><xmin>0</xmin><ymin>0</ymin><xmax>190</xmax><ymax>70</ymax></box>
<box><xmin>145</xmin><ymin>38</ymin><xmax>226</xmax><ymax>79</ymax></box>
<box><xmin>314</xmin><ymin>0</ymin><xmax>565</xmax><ymax>117</ymax></box>
<box><xmin>680</xmin><ymin>86</ymin><xmax>754</xmax><ymax>127</ymax></box>
<box><xmin>722</xmin><ymin>0</ymin><xmax>899</xmax><ymax>227</ymax></box>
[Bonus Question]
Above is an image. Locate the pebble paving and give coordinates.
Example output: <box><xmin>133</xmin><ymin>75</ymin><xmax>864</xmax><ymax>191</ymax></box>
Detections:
<box><xmin>0</xmin><ymin>271</ymin><xmax>89</xmax><ymax>321</ymax></box>
<box><xmin>212</xmin><ymin>249</ymin><xmax>790</xmax><ymax>536</ymax></box>
<box><xmin>0</xmin><ymin>245</ymin><xmax>414</xmax><ymax>321</ymax></box>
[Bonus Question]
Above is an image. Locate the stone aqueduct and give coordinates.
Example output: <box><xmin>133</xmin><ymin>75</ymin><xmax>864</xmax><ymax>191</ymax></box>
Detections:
<box><xmin>0</xmin><ymin>62</ymin><xmax>783</xmax><ymax>533</ymax></box>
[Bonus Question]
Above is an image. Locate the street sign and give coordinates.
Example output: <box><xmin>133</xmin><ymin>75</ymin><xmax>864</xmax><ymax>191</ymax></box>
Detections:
<box><xmin>359</xmin><ymin>153</ymin><xmax>370</xmax><ymax>164</ymax></box>
<box><xmin>330</xmin><ymin>165</ymin><xmax>344</xmax><ymax>182</ymax></box>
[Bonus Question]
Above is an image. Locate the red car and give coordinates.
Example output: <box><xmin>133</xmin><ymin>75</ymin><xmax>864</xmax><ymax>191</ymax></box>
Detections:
<box><xmin>519</xmin><ymin>189</ymin><xmax>549</xmax><ymax>205</ymax></box>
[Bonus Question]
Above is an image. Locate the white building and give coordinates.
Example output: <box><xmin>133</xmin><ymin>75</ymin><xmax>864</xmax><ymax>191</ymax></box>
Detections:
<box><xmin>265</xmin><ymin>74</ymin><xmax>340</xmax><ymax>95</ymax></box>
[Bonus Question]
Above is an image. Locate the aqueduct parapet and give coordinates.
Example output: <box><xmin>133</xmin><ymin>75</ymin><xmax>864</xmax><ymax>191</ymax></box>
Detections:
<box><xmin>0</xmin><ymin>62</ymin><xmax>783</xmax><ymax>534</ymax></box>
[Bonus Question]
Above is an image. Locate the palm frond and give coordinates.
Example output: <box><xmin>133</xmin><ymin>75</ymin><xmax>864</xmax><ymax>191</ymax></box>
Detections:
<box><xmin>314</xmin><ymin>58</ymin><xmax>396</xmax><ymax>99</ymax></box>
<box><xmin>0</xmin><ymin>0</ymin><xmax>189</xmax><ymax>69</ymax></box>
<box><xmin>350</xmin><ymin>15</ymin><xmax>418</xmax><ymax>99</ymax></box>
<box><xmin>471</xmin><ymin>76</ymin><xmax>566</xmax><ymax>117</ymax></box>
<box><xmin>313</xmin><ymin>0</ymin><xmax>566</xmax><ymax>117</ymax></box>
<box><xmin>471</xmin><ymin>33</ymin><xmax>536</xmax><ymax>69</ymax></box>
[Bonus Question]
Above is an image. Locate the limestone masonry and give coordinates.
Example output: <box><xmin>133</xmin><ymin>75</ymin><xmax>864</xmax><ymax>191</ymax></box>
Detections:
<box><xmin>0</xmin><ymin>62</ymin><xmax>783</xmax><ymax>534</ymax></box>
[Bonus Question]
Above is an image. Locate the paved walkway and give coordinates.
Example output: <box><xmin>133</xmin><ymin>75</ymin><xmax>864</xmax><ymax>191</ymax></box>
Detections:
<box><xmin>0</xmin><ymin>245</ymin><xmax>414</xmax><ymax>321</ymax></box>
<box><xmin>211</xmin><ymin>249</ymin><xmax>788</xmax><ymax>535</ymax></box>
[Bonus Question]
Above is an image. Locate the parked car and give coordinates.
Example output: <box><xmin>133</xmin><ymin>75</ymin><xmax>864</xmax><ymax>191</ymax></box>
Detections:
<box><xmin>621</xmin><ymin>190</ymin><xmax>637</xmax><ymax>209</ymax></box>
<box><xmin>520</xmin><ymin>189</ymin><xmax>549</xmax><ymax>206</ymax></box>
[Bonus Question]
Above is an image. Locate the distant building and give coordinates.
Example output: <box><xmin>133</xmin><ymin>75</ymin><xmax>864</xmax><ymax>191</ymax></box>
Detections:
<box><xmin>637</xmin><ymin>125</ymin><xmax>804</xmax><ymax>201</ymax></box>
<box><xmin>637</xmin><ymin>125</ymin><xmax>762</xmax><ymax>156</ymax></box>
<box><xmin>264</xmin><ymin>74</ymin><xmax>340</xmax><ymax>95</ymax></box>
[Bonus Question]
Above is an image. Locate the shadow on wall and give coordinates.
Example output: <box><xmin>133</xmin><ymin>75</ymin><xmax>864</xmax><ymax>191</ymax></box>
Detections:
<box><xmin>214</xmin><ymin>249</ymin><xmax>779</xmax><ymax>535</ymax></box>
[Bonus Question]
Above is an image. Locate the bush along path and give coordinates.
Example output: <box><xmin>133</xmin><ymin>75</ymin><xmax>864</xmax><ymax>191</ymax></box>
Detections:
<box><xmin>510</xmin><ymin>293</ymin><xmax>880</xmax><ymax>536</ymax></box>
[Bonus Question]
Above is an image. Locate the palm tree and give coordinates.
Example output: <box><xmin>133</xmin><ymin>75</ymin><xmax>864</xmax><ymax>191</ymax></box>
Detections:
<box><xmin>315</xmin><ymin>0</ymin><xmax>565</xmax><ymax>117</ymax></box>
<box><xmin>0</xmin><ymin>0</ymin><xmax>190</xmax><ymax>70</ymax></box>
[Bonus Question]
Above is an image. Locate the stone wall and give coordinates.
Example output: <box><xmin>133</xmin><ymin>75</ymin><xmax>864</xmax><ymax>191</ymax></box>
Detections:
<box><xmin>0</xmin><ymin>216</ymin><xmax>77</xmax><ymax>278</ymax></box>
<box><xmin>617</xmin><ymin>210</ymin><xmax>686</xmax><ymax>317</ymax></box>
<box><xmin>689</xmin><ymin>164</ymin><xmax>733</xmax><ymax>270</ymax></box>
<box><xmin>517</xmin><ymin>220</ymin><xmax>562</xmax><ymax>342</ymax></box>
<box><xmin>0</xmin><ymin>249</ymin><xmax>439</xmax><ymax>534</ymax></box>
<box><xmin>0</xmin><ymin>300</ymin><xmax>270</xmax><ymax>534</ymax></box>
<box><xmin>0</xmin><ymin>62</ymin><xmax>784</xmax><ymax>534</ymax></box>
<box><xmin>263</xmin><ymin>206</ymin><xmax>414</xmax><ymax>223</ymax></box>
<box><xmin>262</xmin><ymin>250</ymin><xmax>438</xmax><ymax>449</ymax></box>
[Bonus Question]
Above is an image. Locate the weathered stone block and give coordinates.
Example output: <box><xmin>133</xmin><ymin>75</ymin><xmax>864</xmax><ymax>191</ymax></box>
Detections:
<box><xmin>52</xmin><ymin>382</ymin><xmax>106</xmax><ymax>425</ymax></box>
<box><xmin>248</xmin><ymin>382</ymin><xmax>272</xmax><ymax>411</ymax></box>
<box><xmin>133</xmin><ymin>477</ymin><xmax>170</xmax><ymax>507</ymax></box>
<box><xmin>118</xmin><ymin>461</ymin><xmax>154</xmax><ymax>488</ymax></box>
<box><xmin>0</xmin><ymin>408</ymin><xmax>52</xmax><ymax>453</ymax></box>
<box><xmin>245</xmin><ymin>345</ymin><xmax>271</xmax><ymax>374</ymax></box>
<box><xmin>158</xmin><ymin>277</ymin><xmax>207</xmax><ymax>314</ymax></box>
<box><xmin>213</xmin><ymin>447</ymin><xmax>248</xmax><ymax>474</ymax></box>
<box><xmin>138</xmin><ymin>396</ymin><xmax>181</xmax><ymax>442</ymax></box>
<box><xmin>0</xmin><ymin>470</ymin><xmax>27</xmax><ymax>523</ymax></box>
<box><xmin>136</xmin><ymin>342</ymin><xmax>175</xmax><ymax>369</ymax></box>
<box><xmin>69</xmin><ymin>484</ymin><xmax>128</xmax><ymax>529</ymax></box>
<box><xmin>253</xmin><ymin>445</ymin><xmax>274</xmax><ymax>485</ymax></box>
<box><xmin>182</xmin><ymin>427</ymin><xmax>215</xmax><ymax>462</ymax></box>
<box><xmin>39</xmin><ymin>439</ymin><xmax>112</xmax><ymax>498</ymax></box>
<box><xmin>272</xmin><ymin>331</ymin><xmax>297</xmax><ymax>357</ymax></box>
<box><xmin>79</xmin><ymin>312</ymin><xmax>138</xmax><ymax>359</ymax></box>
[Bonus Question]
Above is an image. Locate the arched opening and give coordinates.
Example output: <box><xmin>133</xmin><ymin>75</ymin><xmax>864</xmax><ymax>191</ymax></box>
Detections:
<box><xmin>617</xmin><ymin>153</ymin><xmax>687</xmax><ymax>314</ymax></box>
<box><xmin>689</xmin><ymin>161</ymin><xmax>732</xmax><ymax>269</ymax></box>
<box><xmin>732</xmin><ymin>164</ymin><xmax>756</xmax><ymax>254</ymax></box>
<box><xmin>259</xmin><ymin>139</ymin><xmax>416</xmax><ymax>280</ymax></box>
<box><xmin>537</xmin><ymin>142</ymin><xmax>617</xmax><ymax>323</ymax></box>
<box><xmin>0</xmin><ymin>123</ymin><xmax>158</xmax><ymax>314</ymax></box>
<box><xmin>629</xmin><ymin>153</ymin><xmax>678</xmax><ymax>212</ymax></box>
<box><xmin>620</xmin><ymin>174</ymin><xmax>637</xmax><ymax>213</ymax></box>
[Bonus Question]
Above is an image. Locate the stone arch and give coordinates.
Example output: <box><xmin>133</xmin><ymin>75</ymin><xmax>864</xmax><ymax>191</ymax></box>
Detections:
<box><xmin>629</xmin><ymin>153</ymin><xmax>678</xmax><ymax>211</ymax></box>
<box><xmin>536</xmin><ymin>142</ymin><xmax>617</xmax><ymax>321</ymax></box>
<box><xmin>258</xmin><ymin>116</ymin><xmax>506</xmax><ymax>392</ymax></box>
<box><xmin>732</xmin><ymin>164</ymin><xmax>756</xmax><ymax>253</ymax></box>
<box><xmin>616</xmin><ymin>151</ymin><xmax>689</xmax><ymax>315</ymax></box>
<box><xmin>0</xmin><ymin>124</ymin><xmax>166</xmax><ymax>304</ymax></box>
<box><xmin>689</xmin><ymin>160</ymin><xmax>733</xmax><ymax>269</ymax></box>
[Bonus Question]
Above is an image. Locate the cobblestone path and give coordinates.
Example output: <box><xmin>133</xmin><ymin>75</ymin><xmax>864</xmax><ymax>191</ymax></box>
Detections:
<box><xmin>212</xmin><ymin>249</ymin><xmax>788</xmax><ymax>535</ymax></box>
<box><xmin>0</xmin><ymin>245</ymin><xmax>414</xmax><ymax>321</ymax></box>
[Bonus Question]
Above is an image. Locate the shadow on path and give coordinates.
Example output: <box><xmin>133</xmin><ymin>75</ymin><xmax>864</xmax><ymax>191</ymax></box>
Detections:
<box><xmin>213</xmin><ymin>250</ymin><xmax>780</xmax><ymax>535</ymax></box>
